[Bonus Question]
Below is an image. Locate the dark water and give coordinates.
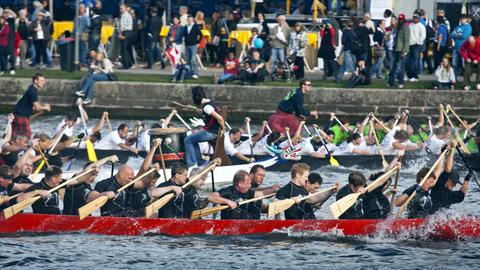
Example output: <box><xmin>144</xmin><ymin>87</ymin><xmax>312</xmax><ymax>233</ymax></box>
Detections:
<box><xmin>1</xmin><ymin>115</ymin><xmax>480</xmax><ymax>269</ymax></box>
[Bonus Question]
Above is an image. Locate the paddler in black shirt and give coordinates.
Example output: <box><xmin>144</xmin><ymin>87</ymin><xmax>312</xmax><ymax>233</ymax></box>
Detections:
<box><xmin>362</xmin><ymin>171</ymin><xmax>391</xmax><ymax>219</ymax></box>
<box><xmin>207</xmin><ymin>170</ymin><xmax>276</xmax><ymax>219</ymax></box>
<box><xmin>395</xmin><ymin>146</ymin><xmax>448</xmax><ymax>218</ymax></box>
<box><xmin>249</xmin><ymin>165</ymin><xmax>280</xmax><ymax>219</ymax></box>
<box><xmin>130</xmin><ymin>139</ymin><xmax>182</xmax><ymax>217</ymax></box>
<box><xmin>0</xmin><ymin>165</ymin><xmax>31</xmax><ymax>210</ymax></box>
<box><xmin>63</xmin><ymin>156</ymin><xmax>119</xmax><ymax>216</ymax></box>
<box><xmin>182</xmin><ymin>167</ymin><xmax>209</xmax><ymax>218</ymax></box>
<box><xmin>17</xmin><ymin>165</ymin><xmax>95</xmax><ymax>215</ymax></box>
<box><xmin>157</xmin><ymin>162</ymin><xmax>189</xmax><ymax>218</ymax></box>
<box><xmin>275</xmin><ymin>163</ymin><xmax>337</xmax><ymax>220</ymax></box>
<box><xmin>430</xmin><ymin>144</ymin><xmax>470</xmax><ymax>213</ymax></box>
<box><xmin>93</xmin><ymin>164</ymin><xmax>156</xmax><ymax>217</ymax></box>
<box><xmin>336</xmin><ymin>171</ymin><xmax>367</xmax><ymax>219</ymax></box>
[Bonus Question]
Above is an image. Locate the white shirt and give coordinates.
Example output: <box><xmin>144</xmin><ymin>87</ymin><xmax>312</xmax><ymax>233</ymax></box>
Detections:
<box><xmin>224</xmin><ymin>132</ymin><xmax>238</xmax><ymax>157</ymax></box>
<box><xmin>425</xmin><ymin>135</ymin><xmax>448</xmax><ymax>155</ymax></box>
<box><xmin>95</xmin><ymin>131</ymin><xmax>125</xmax><ymax>150</ymax></box>
<box><xmin>55</xmin><ymin>119</ymin><xmax>81</xmax><ymax>137</ymax></box>
<box><xmin>137</xmin><ymin>129</ymin><xmax>151</xmax><ymax>152</ymax></box>
<box><xmin>409</xmin><ymin>22</ymin><xmax>426</xmax><ymax>46</ymax></box>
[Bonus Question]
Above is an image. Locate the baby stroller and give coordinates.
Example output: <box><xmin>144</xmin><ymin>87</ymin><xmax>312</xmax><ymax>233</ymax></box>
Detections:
<box><xmin>271</xmin><ymin>58</ymin><xmax>292</xmax><ymax>82</ymax></box>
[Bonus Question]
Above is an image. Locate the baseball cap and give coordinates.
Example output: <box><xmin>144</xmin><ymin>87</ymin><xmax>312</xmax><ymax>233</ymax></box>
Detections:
<box><xmin>398</xmin><ymin>13</ymin><xmax>406</xmax><ymax>21</ymax></box>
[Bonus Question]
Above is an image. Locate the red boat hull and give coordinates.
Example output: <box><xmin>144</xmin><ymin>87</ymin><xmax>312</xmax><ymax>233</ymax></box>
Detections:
<box><xmin>1</xmin><ymin>214</ymin><xmax>479</xmax><ymax>240</ymax></box>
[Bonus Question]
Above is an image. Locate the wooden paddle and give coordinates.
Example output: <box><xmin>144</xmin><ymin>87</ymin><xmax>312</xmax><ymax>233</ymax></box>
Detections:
<box><xmin>191</xmin><ymin>193</ymin><xmax>275</xmax><ymax>219</ymax></box>
<box><xmin>313</xmin><ymin>126</ymin><xmax>340</xmax><ymax>167</ymax></box>
<box><xmin>395</xmin><ymin>149</ymin><xmax>448</xmax><ymax>219</ymax></box>
<box><xmin>441</xmin><ymin>107</ymin><xmax>470</xmax><ymax>154</ymax></box>
<box><xmin>267</xmin><ymin>186</ymin><xmax>337</xmax><ymax>218</ymax></box>
<box><xmin>78</xmin><ymin>104</ymin><xmax>98</xmax><ymax>161</ymax></box>
<box><xmin>78</xmin><ymin>168</ymin><xmax>156</xmax><ymax>220</ymax></box>
<box><xmin>455</xmin><ymin>146</ymin><xmax>480</xmax><ymax>189</ymax></box>
<box><xmin>370</xmin><ymin>121</ymin><xmax>389</xmax><ymax>169</ymax></box>
<box><xmin>371</xmin><ymin>114</ymin><xmax>391</xmax><ymax>132</ymax></box>
<box><xmin>265</xmin><ymin>123</ymin><xmax>273</xmax><ymax>134</ymax></box>
<box><xmin>447</xmin><ymin>104</ymin><xmax>475</xmax><ymax>137</ymax></box>
<box><xmin>105</xmin><ymin>114</ymin><xmax>113</xmax><ymax>133</ymax></box>
<box><xmin>170</xmin><ymin>101</ymin><xmax>202</xmax><ymax>113</ymax></box>
<box><xmin>330</xmin><ymin>167</ymin><xmax>397</xmax><ymax>219</ymax></box>
<box><xmin>388</xmin><ymin>154</ymin><xmax>404</xmax><ymax>215</ymax></box>
<box><xmin>214</xmin><ymin>106</ymin><xmax>231</xmax><ymax>166</ymax></box>
<box><xmin>144</xmin><ymin>158</ymin><xmax>221</xmax><ymax>218</ymax></box>
<box><xmin>246</xmin><ymin>118</ymin><xmax>254</xmax><ymax>157</ymax></box>
<box><xmin>3</xmin><ymin>168</ymin><xmax>95</xmax><ymax>220</ymax></box>
<box><xmin>157</xmin><ymin>139</ymin><xmax>168</xmax><ymax>182</ymax></box>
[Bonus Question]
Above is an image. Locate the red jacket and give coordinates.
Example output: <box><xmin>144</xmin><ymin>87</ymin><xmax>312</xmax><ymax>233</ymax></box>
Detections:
<box><xmin>0</xmin><ymin>24</ymin><xmax>10</xmax><ymax>46</ymax></box>
<box><xmin>460</xmin><ymin>38</ymin><xmax>480</xmax><ymax>61</ymax></box>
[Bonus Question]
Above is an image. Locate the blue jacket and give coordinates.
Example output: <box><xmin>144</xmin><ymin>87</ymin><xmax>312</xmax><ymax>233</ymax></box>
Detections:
<box><xmin>451</xmin><ymin>23</ymin><xmax>472</xmax><ymax>51</ymax></box>
<box><xmin>167</xmin><ymin>24</ymin><xmax>184</xmax><ymax>45</ymax></box>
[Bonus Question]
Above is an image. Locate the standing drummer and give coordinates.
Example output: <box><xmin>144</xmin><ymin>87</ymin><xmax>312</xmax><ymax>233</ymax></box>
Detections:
<box><xmin>267</xmin><ymin>79</ymin><xmax>318</xmax><ymax>134</ymax></box>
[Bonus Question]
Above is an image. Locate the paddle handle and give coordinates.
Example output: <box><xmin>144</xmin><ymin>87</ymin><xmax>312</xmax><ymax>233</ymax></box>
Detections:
<box><xmin>48</xmin><ymin>125</ymin><xmax>66</xmax><ymax>155</ymax></box>
<box><xmin>396</xmin><ymin>150</ymin><xmax>447</xmax><ymax>218</ymax></box>
<box><xmin>447</xmin><ymin>105</ymin><xmax>475</xmax><ymax>136</ymax></box>
<box><xmin>157</xmin><ymin>142</ymin><xmax>168</xmax><ymax>182</ymax></box>
<box><xmin>314</xmin><ymin>127</ymin><xmax>332</xmax><ymax>156</ymax></box>
<box><xmin>175</xmin><ymin>113</ymin><xmax>192</xmax><ymax>130</ymax></box>
<box><xmin>117</xmin><ymin>168</ymin><xmax>156</xmax><ymax>193</ymax></box>
<box><xmin>182</xmin><ymin>159</ymin><xmax>221</xmax><ymax>189</ymax></box>
<box><xmin>106</xmin><ymin>115</ymin><xmax>113</xmax><ymax>133</ymax></box>
<box><xmin>455</xmin><ymin>146</ymin><xmax>480</xmax><ymax>189</ymax></box>
<box><xmin>333</xmin><ymin>116</ymin><xmax>349</xmax><ymax>133</ymax></box>
<box><xmin>78</xmin><ymin>105</ymin><xmax>88</xmax><ymax>132</ymax></box>
<box><xmin>442</xmin><ymin>108</ymin><xmax>470</xmax><ymax>154</ymax></box>
<box><xmin>389</xmin><ymin>156</ymin><xmax>403</xmax><ymax>214</ymax></box>
<box><xmin>303</xmin><ymin>125</ymin><xmax>312</xmax><ymax>137</ymax></box>
<box><xmin>370</xmin><ymin>121</ymin><xmax>388</xmax><ymax>168</ymax></box>
<box><xmin>285</xmin><ymin>127</ymin><xmax>293</xmax><ymax>147</ymax></box>
<box><xmin>246</xmin><ymin>119</ymin><xmax>253</xmax><ymax>145</ymax></box>
<box><xmin>238</xmin><ymin>193</ymin><xmax>275</xmax><ymax>206</ymax></box>
<box><xmin>299</xmin><ymin>185</ymin><xmax>337</xmax><ymax>203</ymax></box>
<box><xmin>35</xmin><ymin>145</ymin><xmax>50</xmax><ymax>167</ymax></box>
<box><xmin>49</xmin><ymin>168</ymin><xmax>95</xmax><ymax>194</ymax></box>
<box><xmin>265</xmin><ymin>123</ymin><xmax>272</xmax><ymax>134</ymax></box>
<box><xmin>371</xmin><ymin>115</ymin><xmax>391</xmax><ymax>132</ymax></box>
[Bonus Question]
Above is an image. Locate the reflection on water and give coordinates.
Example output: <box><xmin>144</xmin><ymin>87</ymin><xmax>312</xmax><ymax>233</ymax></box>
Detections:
<box><xmin>1</xmin><ymin>115</ymin><xmax>479</xmax><ymax>268</ymax></box>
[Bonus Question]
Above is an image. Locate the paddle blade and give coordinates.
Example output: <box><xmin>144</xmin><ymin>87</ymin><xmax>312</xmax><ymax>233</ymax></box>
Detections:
<box><xmin>329</xmin><ymin>193</ymin><xmax>361</xmax><ymax>219</ymax></box>
<box><xmin>329</xmin><ymin>156</ymin><xmax>340</xmax><ymax>167</ymax></box>
<box><xmin>144</xmin><ymin>194</ymin><xmax>175</xmax><ymax>218</ymax></box>
<box><xmin>86</xmin><ymin>140</ymin><xmax>97</xmax><ymax>162</ymax></box>
<box><xmin>267</xmin><ymin>199</ymin><xmax>295</xmax><ymax>218</ymax></box>
<box><xmin>78</xmin><ymin>196</ymin><xmax>108</xmax><ymax>220</ymax></box>
<box><xmin>2</xmin><ymin>196</ymin><xmax>41</xmax><ymax>220</ymax></box>
<box><xmin>190</xmin><ymin>205</ymin><xmax>229</xmax><ymax>219</ymax></box>
<box><xmin>32</xmin><ymin>160</ymin><xmax>45</xmax><ymax>181</ymax></box>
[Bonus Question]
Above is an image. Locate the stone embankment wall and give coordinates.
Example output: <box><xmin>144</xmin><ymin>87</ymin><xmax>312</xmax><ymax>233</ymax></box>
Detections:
<box><xmin>0</xmin><ymin>78</ymin><xmax>478</xmax><ymax>122</ymax></box>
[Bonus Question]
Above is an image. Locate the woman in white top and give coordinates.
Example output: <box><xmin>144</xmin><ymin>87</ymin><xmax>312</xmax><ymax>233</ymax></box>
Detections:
<box><xmin>75</xmin><ymin>52</ymin><xmax>114</xmax><ymax>104</ymax></box>
<box><xmin>433</xmin><ymin>57</ymin><xmax>456</xmax><ymax>90</ymax></box>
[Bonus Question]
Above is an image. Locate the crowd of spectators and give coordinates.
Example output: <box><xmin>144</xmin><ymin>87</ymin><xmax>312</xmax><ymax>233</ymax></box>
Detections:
<box><xmin>0</xmin><ymin>1</ymin><xmax>479</xmax><ymax>94</ymax></box>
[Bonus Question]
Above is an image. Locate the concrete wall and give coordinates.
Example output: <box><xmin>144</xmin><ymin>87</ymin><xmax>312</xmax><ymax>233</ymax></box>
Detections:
<box><xmin>0</xmin><ymin>78</ymin><xmax>478</xmax><ymax>122</ymax></box>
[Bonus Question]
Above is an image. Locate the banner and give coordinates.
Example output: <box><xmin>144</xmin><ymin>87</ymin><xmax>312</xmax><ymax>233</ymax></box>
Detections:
<box><xmin>370</xmin><ymin>0</ymin><xmax>393</xmax><ymax>20</ymax></box>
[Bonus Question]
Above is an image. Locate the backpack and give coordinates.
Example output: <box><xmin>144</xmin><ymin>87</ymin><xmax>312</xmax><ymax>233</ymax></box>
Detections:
<box><xmin>425</xmin><ymin>23</ymin><xmax>435</xmax><ymax>42</ymax></box>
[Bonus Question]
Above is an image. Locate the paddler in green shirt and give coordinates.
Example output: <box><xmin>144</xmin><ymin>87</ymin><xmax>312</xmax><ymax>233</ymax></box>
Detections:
<box><xmin>325</xmin><ymin>113</ymin><xmax>354</xmax><ymax>145</ymax></box>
